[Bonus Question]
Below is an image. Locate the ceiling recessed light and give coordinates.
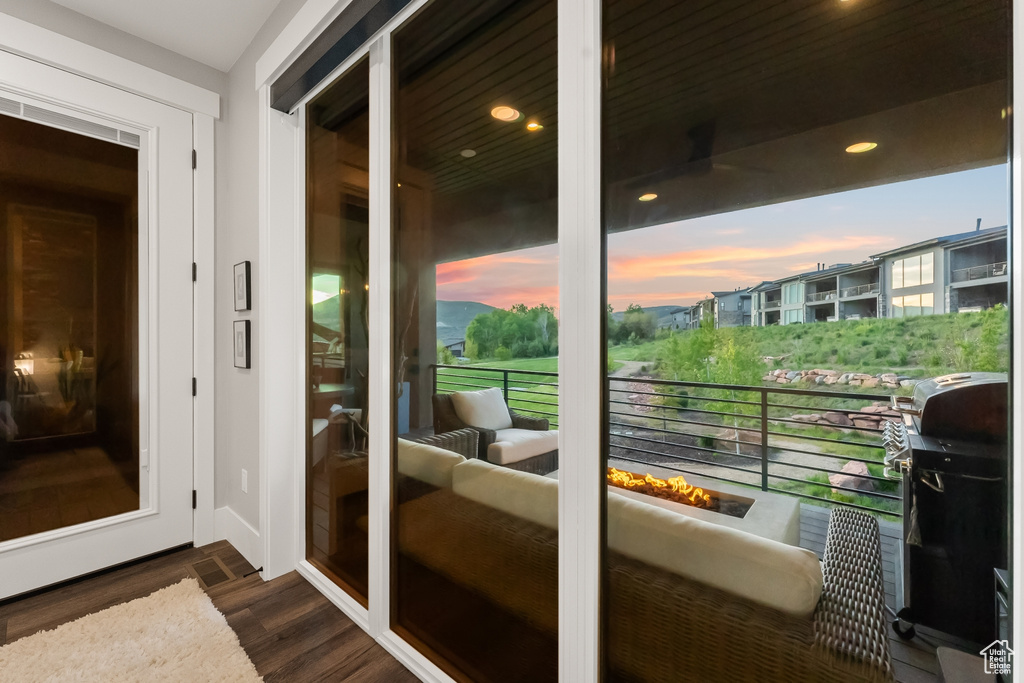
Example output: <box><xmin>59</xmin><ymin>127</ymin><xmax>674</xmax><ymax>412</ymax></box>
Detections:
<box><xmin>845</xmin><ymin>141</ymin><xmax>878</xmax><ymax>154</ymax></box>
<box><xmin>491</xmin><ymin>105</ymin><xmax>521</xmax><ymax>122</ymax></box>
<box><xmin>638</xmin><ymin>193</ymin><xmax>658</xmax><ymax>202</ymax></box>
<box><xmin>526</xmin><ymin>121</ymin><xmax>543</xmax><ymax>131</ymax></box>
<box><xmin>460</xmin><ymin>149</ymin><xmax>477</xmax><ymax>158</ymax></box>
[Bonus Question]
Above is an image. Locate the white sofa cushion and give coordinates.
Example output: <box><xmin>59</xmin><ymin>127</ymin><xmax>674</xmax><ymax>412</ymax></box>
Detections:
<box><xmin>397</xmin><ymin>438</ymin><xmax>465</xmax><ymax>488</ymax></box>
<box><xmin>452</xmin><ymin>459</ymin><xmax>558</xmax><ymax>529</ymax></box>
<box><xmin>487</xmin><ymin>428</ymin><xmax>558</xmax><ymax>465</ymax></box>
<box><xmin>451</xmin><ymin>458</ymin><xmax>822</xmax><ymax>617</ymax></box>
<box><xmin>607</xmin><ymin>494</ymin><xmax>823</xmax><ymax>617</ymax></box>
<box><xmin>450</xmin><ymin>387</ymin><xmax>513</xmax><ymax>430</ymax></box>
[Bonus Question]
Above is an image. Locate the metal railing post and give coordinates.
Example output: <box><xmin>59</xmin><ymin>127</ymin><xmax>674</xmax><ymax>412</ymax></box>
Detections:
<box><xmin>761</xmin><ymin>389</ymin><xmax>769</xmax><ymax>491</ymax></box>
<box><xmin>503</xmin><ymin>370</ymin><xmax>510</xmax><ymax>402</ymax></box>
<box><xmin>432</xmin><ymin>364</ymin><xmax>437</xmax><ymax>395</ymax></box>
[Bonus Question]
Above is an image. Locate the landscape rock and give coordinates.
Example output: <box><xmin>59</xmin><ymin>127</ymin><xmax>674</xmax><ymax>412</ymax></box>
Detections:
<box><xmin>829</xmin><ymin>461</ymin><xmax>875</xmax><ymax>492</ymax></box>
<box><xmin>849</xmin><ymin>379</ymin><xmax>862</xmax><ymax>386</ymax></box>
<box><xmin>823</xmin><ymin>412</ymin><xmax>854</xmax><ymax>427</ymax></box>
<box><xmin>859</xmin><ymin>406</ymin><xmax>884</xmax><ymax>414</ymax></box>
<box><xmin>837</xmin><ymin>374</ymin><xmax>850</xmax><ymax>385</ymax></box>
<box><xmin>854</xmin><ymin>373</ymin><xmax>874</xmax><ymax>381</ymax></box>
<box><xmin>883</xmin><ymin>382</ymin><xmax>900</xmax><ymax>389</ymax></box>
<box><xmin>824</xmin><ymin>376</ymin><xmax>839</xmax><ymax>385</ymax></box>
<box><xmin>762</xmin><ymin>375</ymin><xmax>775</xmax><ymax>382</ymax></box>
<box><xmin>814</xmin><ymin>376</ymin><xmax>826</xmax><ymax>385</ymax></box>
<box><xmin>791</xmin><ymin>414</ymin><xmax>820</xmax><ymax>423</ymax></box>
<box><xmin>785</xmin><ymin>371</ymin><xmax>801</xmax><ymax>381</ymax></box>
<box><xmin>852</xmin><ymin>419</ymin><xmax>877</xmax><ymax>429</ymax></box>
<box><xmin>776</xmin><ymin>378</ymin><xmax>789</xmax><ymax>384</ymax></box>
<box><xmin>862</xmin><ymin>378</ymin><xmax>880</xmax><ymax>388</ymax></box>
<box><xmin>881</xmin><ymin>373</ymin><xmax>898</xmax><ymax>383</ymax></box>
<box><xmin>900</xmin><ymin>379</ymin><xmax>918</xmax><ymax>388</ymax></box>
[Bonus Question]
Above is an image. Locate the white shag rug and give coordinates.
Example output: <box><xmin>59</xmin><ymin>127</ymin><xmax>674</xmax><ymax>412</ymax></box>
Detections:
<box><xmin>0</xmin><ymin>579</ymin><xmax>262</xmax><ymax>682</ymax></box>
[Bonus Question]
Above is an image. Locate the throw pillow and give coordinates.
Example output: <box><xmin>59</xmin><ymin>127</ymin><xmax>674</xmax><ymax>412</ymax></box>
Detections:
<box><xmin>450</xmin><ymin>387</ymin><xmax>513</xmax><ymax>431</ymax></box>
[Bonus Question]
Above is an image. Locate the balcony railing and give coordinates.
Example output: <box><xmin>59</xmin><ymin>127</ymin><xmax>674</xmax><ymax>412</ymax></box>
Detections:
<box><xmin>762</xmin><ymin>300</ymin><xmax>782</xmax><ymax>309</ymax></box>
<box><xmin>433</xmin><ymin>364</ymin><xmax>900</xmax><ymax>518</ymax></box>
<box><xmin>805</xmin><ymin>289</ymin><xmax>838</xmax><ymax>303</ymax></box>
<box><xmin>951</xmin><ymin>261</ymin><xmax>1007</xmax><ymax>283</ymax></box>
<box><xmin>840</xmin><ymin>282</ymin><xmax>880</xmax><ymax>298</ymax></box>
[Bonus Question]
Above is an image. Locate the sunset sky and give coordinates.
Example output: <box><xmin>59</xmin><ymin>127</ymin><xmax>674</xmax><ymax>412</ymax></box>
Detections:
<box><xmin>436</xmin><ymin>166</ymin><xmax>1008</xmax><ymax>311</ymax></box>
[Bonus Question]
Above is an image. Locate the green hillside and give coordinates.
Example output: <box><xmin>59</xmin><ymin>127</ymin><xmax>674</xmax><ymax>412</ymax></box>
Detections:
<box><xmin>437</xmin><ymin>300</ymin><xmax>496</xmax><ymax>346</ymax></box>
<box><xmin>611</xmin><ymin>307</ymin><xmax>1009</xmax><ymax>378</ymax></box>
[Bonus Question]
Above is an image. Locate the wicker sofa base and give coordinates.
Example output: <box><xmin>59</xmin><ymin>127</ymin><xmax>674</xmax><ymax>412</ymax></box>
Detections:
<box><xmin>394</xmin><ymin>486</ymin><xmax>893</xmax><ymax>683</ymax></box>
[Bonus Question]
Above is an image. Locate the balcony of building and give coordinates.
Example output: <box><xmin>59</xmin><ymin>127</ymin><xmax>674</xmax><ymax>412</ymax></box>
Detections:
<box><xmin>949</xmin><ymin>240</ymin><xmax>1008</xmax><ymax>287</ymax></box>
<box><xmin>838</xmin><ymin>267</ymin><xmax>881</xmax><ymax>300</ymax></box>
<box><xmin>805</xmin><ymin>277</ymin><xmax>839</xmax><ymax>306</ymax></box>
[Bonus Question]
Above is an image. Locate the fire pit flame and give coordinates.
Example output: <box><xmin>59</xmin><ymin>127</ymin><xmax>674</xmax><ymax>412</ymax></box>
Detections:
<box><xmin>607</xmin><ymin>467</ymin><xmax>713</xmax><ymax>508</ymax></box>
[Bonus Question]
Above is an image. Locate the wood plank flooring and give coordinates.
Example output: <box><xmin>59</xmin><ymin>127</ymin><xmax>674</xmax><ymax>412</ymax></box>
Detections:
<box><xmin>0</xmin><ymin>541</ymin><xmax>417</xmax><ymax>682</ymax></box>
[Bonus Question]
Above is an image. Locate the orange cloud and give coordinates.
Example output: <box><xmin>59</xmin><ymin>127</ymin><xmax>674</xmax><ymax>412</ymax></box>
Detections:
<box><xmin>611</xmin><ymin>234</ymin><xmax>891</xmax><ymax>279</ymax></box>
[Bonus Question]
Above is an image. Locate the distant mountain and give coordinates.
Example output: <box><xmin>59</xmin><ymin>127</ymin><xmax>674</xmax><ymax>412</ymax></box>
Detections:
<box><xmin>437</xmin><ymin>300</ymin><xmax>496</xmax><ymax>346</ymax></box>
<box><xmin>611</xmin><ymin>305</ymin><xmax>687</xmax><ymax>329</ymax></box>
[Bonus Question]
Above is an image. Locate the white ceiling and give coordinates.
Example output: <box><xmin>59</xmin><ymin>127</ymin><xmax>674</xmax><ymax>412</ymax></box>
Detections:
<box><xmin>51</xmin><ymin>0</ymin><xmax>283</xmax><ymax>72</ymax></box>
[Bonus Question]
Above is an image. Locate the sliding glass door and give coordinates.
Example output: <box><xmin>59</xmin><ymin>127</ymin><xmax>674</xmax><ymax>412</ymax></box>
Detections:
<box><xmin>294</xmin><ymin>0</ymin><xmax>1018</xmax><ymax>679</ymax></box>
<box><xmin>305</xmin><ymin>58</ymin><xmax>372</xmax><ymax>604</ymax></box>
<box><xmin>389</xmin><ymin>1</ymin><xmax>559</xmax><ymax>679</ymax></box>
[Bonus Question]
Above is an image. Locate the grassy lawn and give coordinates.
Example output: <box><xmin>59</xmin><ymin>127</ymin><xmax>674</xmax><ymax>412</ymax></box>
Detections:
<box><xmin>437</xmin><ymin>357</ymin><xmax>559</xmax><ymax>423</ymax></box>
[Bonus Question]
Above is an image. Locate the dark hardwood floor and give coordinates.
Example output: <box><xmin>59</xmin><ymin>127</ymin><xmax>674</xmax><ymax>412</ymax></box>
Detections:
<box><xmin>0</xmin><ymin>541</ymin><xmax>417</xmax><ymax>682</ymax></box>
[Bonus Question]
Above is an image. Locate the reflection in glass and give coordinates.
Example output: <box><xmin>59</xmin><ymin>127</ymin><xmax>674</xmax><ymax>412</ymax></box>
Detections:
<box><xmin>602</xmin><ymin>0</ymin><xmax>1009</xmax><ymax>679</ymax></box>
<box><xmin>305</xmin><ymin>59</ymin><xmax>370</xmax><ymax>603</ymax></box>
<box><xmin>0</xmin><ymin>113</ymin><xmax>139</xmax><ymax>542</ymax></box>
<box><xmin>391</xmin><ymin>0</ymin><xmax>558</xmax><ymax>680</ymax></box>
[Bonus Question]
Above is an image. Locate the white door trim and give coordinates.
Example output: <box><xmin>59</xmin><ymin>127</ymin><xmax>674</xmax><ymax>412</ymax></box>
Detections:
<box><xmin>193</xmin><ymin>113</ymin><xmax>217</xmax><ymax>546</ymax></box>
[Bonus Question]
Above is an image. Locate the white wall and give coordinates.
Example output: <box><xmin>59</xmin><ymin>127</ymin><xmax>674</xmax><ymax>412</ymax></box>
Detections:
<box><xmin>215</xmin><ymin>0</ymin><xmax>306</xmax><ymax>531</ymax></box>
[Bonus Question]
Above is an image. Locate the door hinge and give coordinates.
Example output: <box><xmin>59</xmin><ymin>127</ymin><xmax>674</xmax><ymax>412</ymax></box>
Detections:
<box><xmin>192</xmin><ymin>377</ymin><xmax>197</xmax><ymax>396</ymax></box>
<box><xmin>192</xmin><ymin>262</ymin><xmax>197</xmax><ymax>282</ymax></box>
<box><xmin>192</xmin><ymin>149</ymin><xmax>197</xmax><ymax>170</ymax></box>
<box><xmin>192</xmin><ymin>490</ymin><xmax>197</xmax><ymax>510</ymax></box>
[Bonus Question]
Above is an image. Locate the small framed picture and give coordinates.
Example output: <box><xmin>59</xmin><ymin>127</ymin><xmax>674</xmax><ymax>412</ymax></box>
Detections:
<box><xmin>234</xmin><ymin>261</ymin><xmax>251</xmax><ymax>311</ymax></box>
<box><xmin>233</xmin><ymin>320</ymin><xmax>251</xmax><ymax>369</ymax></box>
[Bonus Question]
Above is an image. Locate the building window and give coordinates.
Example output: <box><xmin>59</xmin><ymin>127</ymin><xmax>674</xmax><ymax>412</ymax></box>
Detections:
<box><xmin>783</xmin><ymin>283</ymin><xmax>800</xmax><ymax>304</ymax></box>
<box><xmin>892</xmin><ymin>292</ymin><xmax>934</xmax><ymax>317</ymax></box>
<box><xmin>892</xmin><ymin>253</ymin><xmax>934</xmax><ymax>289</ymax></box>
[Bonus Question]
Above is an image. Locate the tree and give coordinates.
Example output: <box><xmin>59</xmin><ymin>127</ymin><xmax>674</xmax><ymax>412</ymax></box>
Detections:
<box><xmin>437</xmin><ymin>340</ymin><xmax>457</xmax><ymax>365</ymax></box>
<box><xmin>464</xmin><ymin>304</ymin><xmax>560</xmax><ymax>359</ymax></box>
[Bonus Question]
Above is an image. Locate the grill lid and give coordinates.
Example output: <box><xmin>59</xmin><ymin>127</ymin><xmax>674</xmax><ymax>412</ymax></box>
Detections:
<box><xmin>905</xmin><ymin>372</ymin><xmax>1008</xmax><ymax>442</ymax></box>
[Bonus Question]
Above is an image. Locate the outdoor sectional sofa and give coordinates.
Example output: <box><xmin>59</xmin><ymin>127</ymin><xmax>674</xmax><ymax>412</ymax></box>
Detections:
<box><xmin>388</xmin><ymin>436</ymin><xmax>894</xmax><ymax>683</ymax></box>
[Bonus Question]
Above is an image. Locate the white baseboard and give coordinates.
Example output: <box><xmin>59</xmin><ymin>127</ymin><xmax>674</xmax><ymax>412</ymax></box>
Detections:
<box><xmin>214</xmin><ymin>506</ymin><xmax>263</xmax><ymax>569</ymax></box>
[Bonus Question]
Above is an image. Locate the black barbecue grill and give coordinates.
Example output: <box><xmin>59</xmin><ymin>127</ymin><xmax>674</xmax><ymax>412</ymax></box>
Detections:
<box><xmin>883</xmin><ymin>372</ymin><xmax>1009</xmax><ymax>645</ymax></box>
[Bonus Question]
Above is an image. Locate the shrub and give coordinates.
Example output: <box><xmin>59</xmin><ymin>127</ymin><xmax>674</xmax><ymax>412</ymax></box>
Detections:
<box><xmin>494</xmin><ymin>345</ymin><xmax>512</xmax><ymax>361</ymax></box>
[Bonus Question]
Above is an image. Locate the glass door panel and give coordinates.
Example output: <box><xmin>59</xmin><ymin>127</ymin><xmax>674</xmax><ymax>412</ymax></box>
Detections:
<box><xmin>1</xmin><ymin>112</ymin><xmax>139</xmax><ymax>542</ymax></box>
<box><xmin>601</xmin><ymin>0</ymin><xmax>1010</xmax><ymax>679</ymax></box>
<box><xmin>305</xmin><ymin>58</ymin><xmax>372</xmax><ymax>604</ymax></box>
<box><xmin>391</xmin><ymin>0</ymin><xmax>559</xmax><ymax>679</ymax></box>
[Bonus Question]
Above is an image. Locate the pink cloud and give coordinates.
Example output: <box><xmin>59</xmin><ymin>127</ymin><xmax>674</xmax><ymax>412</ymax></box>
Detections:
<box><xmin>610</xmin><ymin>234</ymin><xmax>891</xmax><ymax>280</ymax></box>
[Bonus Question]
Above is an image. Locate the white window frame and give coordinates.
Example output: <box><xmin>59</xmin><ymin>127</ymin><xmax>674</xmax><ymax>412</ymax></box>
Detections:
<box><xmin>257</xmin><ymin>2</ymin><xmax>1024</xmax><ymax>681</ymax></box>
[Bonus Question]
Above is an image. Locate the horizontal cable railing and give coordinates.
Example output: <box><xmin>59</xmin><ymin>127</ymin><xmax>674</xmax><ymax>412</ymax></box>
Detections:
<box><xmin>840</xmin><ymin>282</ymin><xmax>880</xmax><ymax>297</ymax></box>
<box><xmin>951</xmin><ymin>261</ymin><xmax>1007</xmax><ymax>282</ymax></box>
<box><xmin>805</xmin><ymin>289</ymin><xmax>838</xmax><ymax>302</ymax></box>
<box><xmin>433</xmin><ymin>364</ymin><xmax>901</xmax><ymax>518</ymax></box>
<box><xmin>762</xmin><ymin>300</ymin><xmax>782</xmax><ymax>309</ymax></box>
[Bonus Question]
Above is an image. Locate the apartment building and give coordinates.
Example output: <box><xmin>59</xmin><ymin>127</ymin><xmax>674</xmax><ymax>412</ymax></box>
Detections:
<box><xmin>750</xmin><ymin>226</ymin><xmax>1007</xmax><ymax>326</ymax></box>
